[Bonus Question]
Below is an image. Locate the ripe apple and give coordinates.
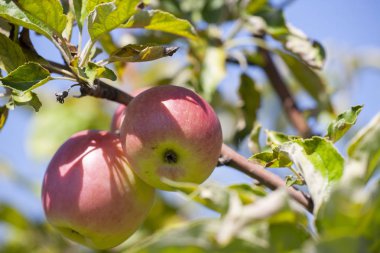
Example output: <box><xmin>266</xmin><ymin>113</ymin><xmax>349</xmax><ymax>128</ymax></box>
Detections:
<box><xmin>41</xmin><ymin>130</ymin><xmax>155</xmax><ymax>249</ymax></box>
<box><xmin>111</xmin><ymin>88</ymin><xmax>148</xmax><ymax>132</ymax></box>
<box><xmin>120</xmin><ymin>85</ymin><xmax>223</xmax><ymax>190</ymax></box>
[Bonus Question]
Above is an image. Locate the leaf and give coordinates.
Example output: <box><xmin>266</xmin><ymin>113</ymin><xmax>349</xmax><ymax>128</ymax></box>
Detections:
<box><xmin>109</xmin><ymin>44</ymin><xmax>179</xmax><ymax>63</ymax></box>
<box><xmin>233</xmin><ymin>73</ymin><xmax>261</xmax><ymax>145</ymax></box>
<box><xmin>248</xmin><ymin>123</ymin><xmax>262</xmax><ymax>154</ymax></box>
<box><xmin>250</xmin><ymin>149</ymin><xmax>292</xmax><ymax>168</ymax></box>
<box><xmin>0</xmin><ymin>0</ymin><xmax>54</xmax><ymax>38</ymax></box>
<box><xmin>256</xmin><ymin>7</ymin><xmax>288</xmax><ymax>37</ymax></box>
<box><xmin>265</xmin><ymin>130</ymin><xmax>299</xmax><ymax>146</ymax></box>
<box><xmin>0</xmin><ymin>17</ymin><xmax>11</xmax><ymax>36</ymax></box>
<box><xmin>88</xmin><ymin>0</ymin><xmax>140</xmax><ymax>41</ymax></box>
<box><xmin>0</xmin><ymin>62</ymin><xmax>51</xmax><ymax>92</ymax></box>
<box><xmin>11</xmin><ymin>90</ymin><xmax>42</xmax><ymax>111</ymax></box>
<box><xmin>326</xmin><ymin>105</ymin><xmax>363</xmax><ymax>142</ymax></box>
<box><xmin>84</xmin><ymin>62</ymin><xmax>116</xmax><ymax>84</ymax></box>
<box><xmin>200</xmin><ymin>46</ymin><xmax>226</xmax><ymax>101</ymax></box>
<box><xmin>246</xmin><ymin>0</ymin><xmax>268</xmax><ymax>15</ymax></box>
<box><xmin>123</xmin><ymin>9</ymin><xmax>198</xmax><ymax>40</ymax></box>
<box><xmin>278</xmin><ymin>137</ymin><xmax>344</xmax><ymax>213</ymax></box>
<box><xmin>73</xmin><ymin>0</ymin><xmax>113</xmax><ymax>30</ymax></box>
<box><xmin>0</xmin><ymin>33</ymin><xmax>26</xmax><ymax>72</ymax></box>
<box><xmin>276</xmin><ymin>50</ymin><xmax>333</xmax><ymax>112</ymax></box>
<box><xmin>17</xmin><ymin>0</ymin><xmax>67</xmax><ymax>34</ymax></box>
<box><xmin>0</xmin><ymin>105</ymin><xmax>8</xmax><ymax>130</ymax></box>
<box><xmin>283</xmin><ymin>25</ymin><xmax>326</xmax><ymax>69</ymax></box>
<box><xmin>345</xmin><ymin>113</ymin><xmax>380</xmax><ymax>182</ymax></box>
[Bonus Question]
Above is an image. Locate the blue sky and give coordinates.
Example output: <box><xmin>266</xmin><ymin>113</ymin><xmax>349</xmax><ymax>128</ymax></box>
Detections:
<box><xmin>0</xmin><ymin>0</ymin><xmax>379</xmax><ymax>221</ymax></box>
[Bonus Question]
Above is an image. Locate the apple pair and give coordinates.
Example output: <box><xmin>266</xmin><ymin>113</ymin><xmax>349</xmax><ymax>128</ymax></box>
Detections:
<box><xmin>41</xmin><ymin>85</ymin><xmax>223</xmax><ymax>249</ymax></box>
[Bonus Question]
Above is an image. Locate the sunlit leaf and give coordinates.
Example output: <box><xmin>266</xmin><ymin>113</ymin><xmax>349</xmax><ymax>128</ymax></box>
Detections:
<box><xmin>345</xmin><ymin>113</ymin><xmax>380</xmax><ymax>182</ymax></box>
<box><xmin>17</xmin><ymin>0</ymin><xmax>67</xmax><ymax>34</ymax></box>
<box><xmin>0</xmin><ymin>17</ymin><xmax>11</xmax><ymax>36</ymax></box>
<box><xmin>84</xmin><ymin>62</ymin><xmax>117</xmax><ymax>85</ymax></box>
<box><xmin>0</xmin><ymin>0</ymin><xmax>54</xmax><ymax>37</ymax></box>
<box><xmin>200</xmin><ymin>46</ymin><xmax>226</xmax><ymax>101</ymax></box>
<box><xmin>246</xmin><ymin>0</ymin><xmax>268</xmax><ymax>15</ymax></box>
<box><xmin>233</xmin><ymin>73</ymin><xmax>261</xmax><ymax>145</ymax></box>
<box><xmin>0</xmin><ymin>33</ymin><xmax>26</xmax><ymax>72</ymax></box>
<box><xmin>326</xmin><ymin>105</ymin><xmax>363</xmax><ymax>143</ymax></box>
<box><xmin>265</xmin><ymin>130</ymin><xmax>299</xmax><ymax>146</ymax></box>
<box><xmin>279</xmin><ymin>137</ymin><xmax>344</xmax><ymax>213</ymax></box>
<box><xmin>0</xmin><ymin>62</ymin><xmax>51</xmax><ymax>92</ymax></box>
<box><xmin>248</xmin><ymin>123</ymin><xmax>262</xmax><ymax>154</ymax></box>
<box><xmin>88</xmin><ymin>0</ymin><xmax>140</xmax><ymax>40</ymax></box>
<box><xmin>276</xmin><ymin>50</ymin><xmax>333</xmax><ymax>112</ymax></box>
<box><xmin>73</xmin><ymin>0</ymin><xmax>113</xmax><ymax>30</ymax></box>
<box><xmin>109</xmin><ymin>44</ymin><xmax>179</xmax><ymax>63</ymax></box>
<box><xmin>123</xmin><ymin>9</ymin><xmax>198</xmax><ymax>40</ymax></box>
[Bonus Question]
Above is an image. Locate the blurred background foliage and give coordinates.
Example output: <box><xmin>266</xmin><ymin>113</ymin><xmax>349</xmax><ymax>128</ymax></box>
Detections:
<box><xmin>1</xmin><ymin>0</ymin><xmax>380</xmax><ymax>252</ymax></box>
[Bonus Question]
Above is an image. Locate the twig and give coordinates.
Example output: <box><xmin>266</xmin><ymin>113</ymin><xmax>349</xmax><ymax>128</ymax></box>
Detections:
<box><xmin>258</xmin><ymin>46</ymin><xmax>313</xmax><ymax>137</ymax></box>
<box><xmin>220</xmin><ymin>144</ymin><xmax>314</xmax><ymax>213</ymax></box>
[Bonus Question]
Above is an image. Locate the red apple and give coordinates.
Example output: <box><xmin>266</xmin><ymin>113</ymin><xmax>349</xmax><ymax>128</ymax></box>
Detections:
<box><xmin>120</xmin><ymin>85</ymin><xmax>223</xmax><ymax>190</ymax></box>
<box><xmin>111</xmin><ymin>88</ymin><xmax>148</xmax><ymax>132</ymax></box>
<box><xmin>41</xmin><ymin>130</ymin><xmax>155</xmax><ymax>249</ymax></box>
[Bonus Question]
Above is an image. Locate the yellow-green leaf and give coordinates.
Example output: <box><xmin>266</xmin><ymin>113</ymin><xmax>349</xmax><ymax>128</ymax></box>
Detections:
<box><xmin>123</xmin><ymin>9</ymin><xmax>198</xmax><ymax>40</ymax></box>
<box><xmin>88</xmin><ymin>0</ymin><xmax>140</xmax><ymax>41</ymax></box>
<box><xmin>0</xmin><ymin>33</ymin><xmax>26</xmax><ymax>72</ymax></box>
<box><xmin>109</xmin><ymin>44</ymin><xmax>179</xmax><ymax>63</ymax></box>
<box><xmin>17</xmin><ymin>0</ymin><xmax>67</xmax><ymax>34</ymax></box>
<box><xmin>0</xmin><ymin>62</ymin><xmax>51</xmax><ymax>92</ymax></box>
<box><xmin>0</xmin><ymin>105</ymin><xmax>8</xmax><ymax>130</ymax></box>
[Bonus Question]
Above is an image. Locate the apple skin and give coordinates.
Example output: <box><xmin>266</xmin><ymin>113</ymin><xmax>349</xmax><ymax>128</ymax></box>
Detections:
<box><xmin>120</xmin><ymin>85</ymin><xmax>223</xmax><ymax>190</ymax></box>
<box><xmin>41</xmin><ymin>130</ymin><xmax>155</xmax><ymax>249</ymax></box>
<box><xmin>111</xmin><ymin>88</ymin><xmax>148</xmax><ymax>132</ymax></box>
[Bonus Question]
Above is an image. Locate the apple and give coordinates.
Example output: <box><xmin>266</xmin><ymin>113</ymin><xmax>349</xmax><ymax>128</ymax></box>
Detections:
<box><xmin>111</xmin><ymin>88</ymin><xmax>148</xmax><ymax>132</ymax></box>
<box><xmin>120</xmin><ymin>85</ymin><xmax>223</xmax><ymax>190</ymax></box>
<box><xmin>41</xmin><ymin>130</ymin><xmax>155</xmax><ymax>249</ymax></box>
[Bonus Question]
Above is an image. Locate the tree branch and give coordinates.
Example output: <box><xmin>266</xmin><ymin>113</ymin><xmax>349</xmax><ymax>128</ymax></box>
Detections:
<box><xmin>220</xmin><ymin>144</ymin><xmax>314</xmax><ymax>213</ymax></box>
<box><xmin>258</xmin><ymin>47</ymin><xmax>313</xmax><ymax>137</ymax></box>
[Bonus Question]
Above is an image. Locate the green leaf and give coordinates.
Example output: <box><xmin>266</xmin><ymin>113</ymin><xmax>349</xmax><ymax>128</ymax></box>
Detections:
<box><xmin>73</xmin><ymin>0</ymin><xmax>113</xmax><ymax>30</ymax></box>
<box><xmin>283</xmin><ymin>27</ymin><xmax>326</xmax><ymax>69</ymax></box>
<box><xmin>11</xmin><ymin>90</ymin><xmax>42</xmax><ymax>112</ymax></box>
<box><xmin>0</xmin><ymin>17</ymin><xmax>11</xmax><ymax>36</ymax></box>
<box><xmin>233</xmin><ymin>73</ymin><xmax>261</xmax><ymax>145</ymax></box>
<box><xmin>250</xmin><ymin>149</ymin><xmax>292</xmax><ymax>168</ymax></box>
<box><xmin>345</xmin><ymin>113</ymin><xmax>380</xmax><ymax>182</ymax></box>
<box><xmin>123</xmin><ymin>10</ymin><xmax>198</xmax><ymax>40</ymax></box>
<box><xmin>200</xmin><ymin>46</ymin><xmax>226</xmax><ymax>101</ymax></box>
<box><xmin>0</xmin><ymin>62</ymin><xmax>51</xmax><ymax>92</ymax></box>
<box><xmin>246</xmin><ymin>0</ymin><xmax>268</xmax><ymax>15</ymax></box>
<box><xmin>0</xmin><ymin>105</ymin><xmax>8</xmax><ymax>130</ymax></box>
<box><xmin>108</xmin><ymin>44</ymin><xmax>179</xmax><ymax>63</ymax></box>
<box><xmin>265</xmin><ymin>130</ymin><xmax>299</xmax><ymax>146</ymax></box>
<box><xmin>84</xmin><ymin>62</ymin><xmax>117</xmax><ymax>84</ymax></box>
<box><xmin>88</xmin><ymin>0</ymin><xmax>140</xmax><ymax>41</ymax></box>
<box><xmin>256</xmin><ymin>7</ymin><xmax>288</xmax><ymax>37</ymax></box>
<box><xmin>326</xmin><ymin>105</ymin><xmax>363</xmax><ymax>142</ymax></box>
<box><xmin>17</xmin><ymin>0</ymin><xmax>67</xmax><ymax>34</ymax></box>
<box><xmin>0</xmin><ymin>0</ymin><xmax>54</xmax><ymax>38</ymax></box>
<box><xmin>276</xmin><ymin>50</ymin><xmax>333</xmax><ymax>112</ymax></box>
<box><xmin>0</xmin><ymin>33</ymin><xmax>26</xmax><ymax>72</ymax></box>
<box><xmin>315</xmin><ymin>180</ymin><xmax>380</xmax><ymax>252</ymax></box>
<box><xmin>278</xmin><ymin>137</ymin><xmax>344</xmax><ymax>213</ymax></box>
<box><xmin>248</xmin><ymin>123</ymin><xmax>262</xmax><ymax>154</ymax></box>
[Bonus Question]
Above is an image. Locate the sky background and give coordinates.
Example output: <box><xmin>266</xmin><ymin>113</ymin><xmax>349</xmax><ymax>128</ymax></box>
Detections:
<box><xmin>0</xmin><ymin>0</ymin><xmax>380</xmax><ymax>222</ymax></box>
